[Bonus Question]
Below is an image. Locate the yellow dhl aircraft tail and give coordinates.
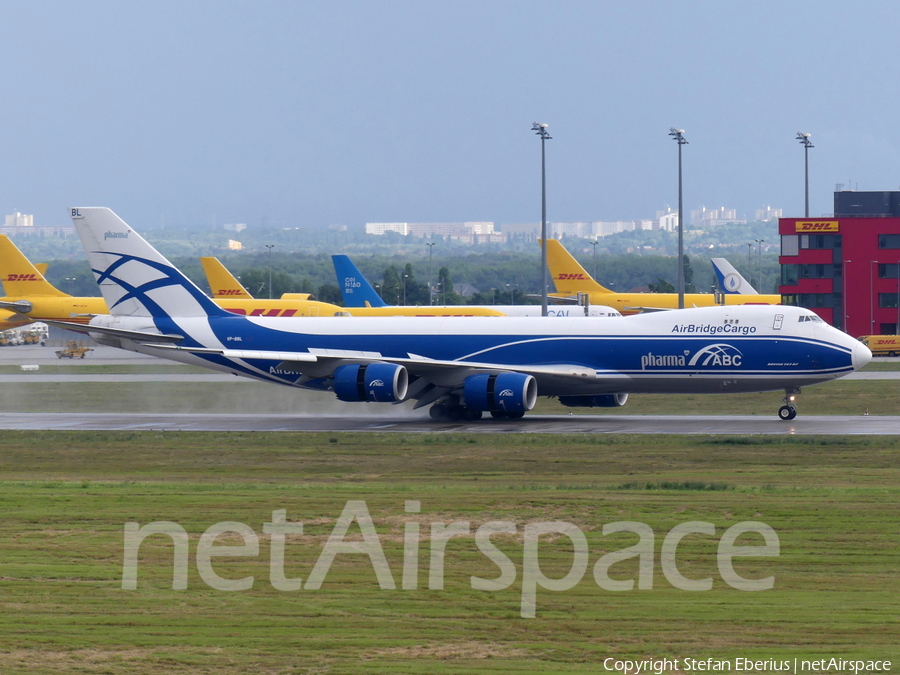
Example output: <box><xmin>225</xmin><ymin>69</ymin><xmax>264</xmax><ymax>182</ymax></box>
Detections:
<box><xmin>0</xmin><ymin>235</ymin><xmax>70</xmax><ymax>297</ymax></box>
<box><xmin>200</xmin><ymin>257</ymin><xmax>253</xmax><ymax>299</ymax></box>
<box><xmin>541</xmin><ymin>239</ymin><xmax>612</xmax><ymax>295</ymax></box>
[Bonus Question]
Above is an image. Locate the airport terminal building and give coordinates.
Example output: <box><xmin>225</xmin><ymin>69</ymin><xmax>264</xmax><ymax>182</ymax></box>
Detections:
<box><xmin>779</xmin><ymin>191</ymin><xmax>900</xmax><ymax>337</ymax></box>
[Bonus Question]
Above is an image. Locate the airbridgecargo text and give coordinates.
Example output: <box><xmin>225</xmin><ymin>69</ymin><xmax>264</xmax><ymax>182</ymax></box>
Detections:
<box><xmin>121</xmin><ymin>500</ymin><xmax>781</xmax><ymax>618</ymax></box>
<box><xmin>672</xmin><ymin>324</ymin><xmax>757</xmax><ymax>335</ymax></box>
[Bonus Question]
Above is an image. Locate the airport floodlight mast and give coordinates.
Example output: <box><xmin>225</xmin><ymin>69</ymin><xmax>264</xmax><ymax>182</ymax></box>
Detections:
<box><xmin>755</xmin><ymin>239</ymin><xmax>765</xmax><ymax>292</ymax></box>
<box><xmin>669</xmin><ymin>127</ymin><xmax>688</xmax><ymax>309</ymax></box>
<box><xmin>590</xmin><ymin>239</ymin><xmax>598</xmax><ymax>279</ymax></box>
<box><xmin>265</xmin><ymin>244</ymin><xmax>275</xmax><ymax>299</ymax></box>
<box><xmin>747</xmin><ymin>243</ymin><xmax>753</xmax><ymax>287</ymax></box>
<box><xmin>533</xmin><ymin>122</ymin><xmax>551</xmax><ymax>316</ymax></box>
<box><xmin>426</xmin><ymin>242</ymin><xmax>435</xmax><ymax>305</ymax></box>
<box><xmin>796</xmin><ymin>132</ymin><xmax>814</xmax><ymax>217</ymax></box>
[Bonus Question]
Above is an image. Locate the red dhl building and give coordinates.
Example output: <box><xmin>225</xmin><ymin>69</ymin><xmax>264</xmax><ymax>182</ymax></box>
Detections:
<box><xmin>780</xmin><ymin>191</ymin><xmax>900</xmax><ymax>337</ymax></box>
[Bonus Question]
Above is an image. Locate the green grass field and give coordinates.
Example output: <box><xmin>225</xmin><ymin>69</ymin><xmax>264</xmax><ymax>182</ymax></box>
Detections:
<box><xmin>0</xmin><ymin>431</ymin><xmax>897</xmax><ymax>674</ymax></box>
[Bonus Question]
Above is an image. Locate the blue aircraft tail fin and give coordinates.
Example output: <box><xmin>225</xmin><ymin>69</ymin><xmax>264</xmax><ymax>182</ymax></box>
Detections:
<box><xmin>69</xmin><ymin>207</ymin><xmax>231</xmax><ymax>319</ymax></box>
<box><xmin>332</xmin><ymin>255</ymin><xmax>388</xmax><ymax>308</ymax></box>
<box><xmin>711</xmin><ymin>258</ymin><xmax>759</xmax><ymax>295</ymax></box>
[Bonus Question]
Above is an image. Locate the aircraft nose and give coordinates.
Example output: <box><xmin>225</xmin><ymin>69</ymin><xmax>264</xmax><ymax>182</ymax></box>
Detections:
<box><xmin>852</xmin><ymin>339</ymin><xmax>872</xmax><ymax>371</ymax></box>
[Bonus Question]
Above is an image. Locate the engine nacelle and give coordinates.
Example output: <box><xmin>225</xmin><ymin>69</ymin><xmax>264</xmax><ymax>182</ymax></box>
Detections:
<box><xmin>333</xmin><ymin>363</ymin><xmax>408</xmax><ymax>402</ymax></box>
<box><xmin>463</xmin><ymin>372</ymin><xmax>538</xmax><ymax>412</ymax></box>
<box><xmin>558</xmin><ymin>393</ymin><xmax>628</xmax><ymax>408</ymax></box>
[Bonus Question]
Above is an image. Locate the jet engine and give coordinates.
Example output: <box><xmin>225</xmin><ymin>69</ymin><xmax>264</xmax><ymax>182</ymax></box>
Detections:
<box><xmin>558</xmin><ymin>393</ymin><xmax>629</xmax><ymax>408</ymax></box>
<box><xmin>332</xmin><ymin>363</ymin><xmax>408</xmax><ymax>402</ymax></box>
<box><xmin>462</xmin><ymin>372</ymin><xmax>538</xmax><ymax>413</ymax></box>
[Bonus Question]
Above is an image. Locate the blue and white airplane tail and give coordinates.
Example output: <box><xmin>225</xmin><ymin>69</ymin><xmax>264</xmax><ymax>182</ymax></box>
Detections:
<box><xmin>332</xmin><ymin>255</ymin><xmax>387</xmax><ymax>308</ymax></box>
<box><xmin>711</xmin><ymin>258</ymin><xmax>759</xmax><ymax>295</ymax></box>
<box><xmin>69</xmin><ymin>207</ymin><xmax>230</xmax><ymax>319</ymax></box>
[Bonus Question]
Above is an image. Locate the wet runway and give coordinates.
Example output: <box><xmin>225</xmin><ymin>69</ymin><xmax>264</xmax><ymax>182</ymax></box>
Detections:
<box><xmin>1</xmin><ymin>344</ymin><xmax>898</xmax><ymax>434</ymax></box>
<box><xmin>0</xmin><ymin>412</ymin><xmax>895</xmax><ymax>434</ymax></box>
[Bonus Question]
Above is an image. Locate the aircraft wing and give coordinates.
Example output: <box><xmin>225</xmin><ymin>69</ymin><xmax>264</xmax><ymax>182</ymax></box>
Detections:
<box><xmin>149</xmin><ymin>343</ymin><xmax>605</xmax><ymax>397</ymax></box>
<box><xmin>153</xmin><ymin>344</ymin><xmax>596</xmax><ymax>381</ymax></box>
<box><xmin>47</xmin><ymin>318</ymin><xmax>603</xmax><ymax>390</ymax></box>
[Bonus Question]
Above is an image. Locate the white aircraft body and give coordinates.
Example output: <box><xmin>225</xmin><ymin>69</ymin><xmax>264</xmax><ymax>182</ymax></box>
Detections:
<box><xmin>58</xmin><ymin>208</ymin><xmax>870</xmax><ymax>422</ymax></box>
<box><xmin>491</xmin><ymin>304</ymin><xmax>620</xmax><ymax>318</ymax></box>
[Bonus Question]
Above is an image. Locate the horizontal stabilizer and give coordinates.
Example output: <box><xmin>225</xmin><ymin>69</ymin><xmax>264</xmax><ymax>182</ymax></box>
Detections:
<box><xmin>0</xmin><ymin>299</ymin><xmax>33</xmax><ymax>314</ymax></box>
<box><xmin>43</xmin><ymin>320</ymin><xmax>185</xmax><ymax>343</ymax></box>
<box><xmin>622</xmin><ymin>306</ymin><xmax>672</xmax><ymax>313</ymax></box>
<box><xmin>151</xmin><ymin>344</ymin><xmax>319</xmax><ymax>362</ymax></box>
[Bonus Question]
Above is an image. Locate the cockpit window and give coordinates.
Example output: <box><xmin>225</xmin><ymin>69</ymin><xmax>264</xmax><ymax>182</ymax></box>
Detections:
<box><xmin>798</xmin><ymin>314</ymin><xmax>823</xmax><ymax>323</ymax></box>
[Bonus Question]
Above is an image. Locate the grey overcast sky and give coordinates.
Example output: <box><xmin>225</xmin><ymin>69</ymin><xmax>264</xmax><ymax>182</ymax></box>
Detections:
<box><xmin>2</xmin><ymin>1</ymin><xmax>899</xmax><ymax>231</ymax></box>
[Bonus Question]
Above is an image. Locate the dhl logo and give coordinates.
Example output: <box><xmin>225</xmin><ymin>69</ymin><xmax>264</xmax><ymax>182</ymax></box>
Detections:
<box><xmin>556</xmin><ymin>273</ymin><xmax>589</xmax><ymax>280</ymax></box>
<box><xmin>225</xmin><ymin>308</ymin><xmax>299</xmax><ymax>317</ymax></box>
<box><xmin>795</xmin><ymin>221</ymin><xmax>839</xmax><ymax>232</ymax></box>
<box><xmin>216</xmin><ymin>289</ymin><xmax>244</xmax><ymax>296</ymax></box>
<box><xmin>5</xmin><ymin>274</ymin><xmax>39</xmax><ymax>282</ymax></box>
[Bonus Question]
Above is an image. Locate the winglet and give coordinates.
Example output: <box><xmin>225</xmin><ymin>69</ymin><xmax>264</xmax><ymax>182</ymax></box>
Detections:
<box><xmin>201</xmin><ymin>257</ymin><xmax>254</xmax><ymax>299</ymax></box>
<box><xmin>332</xmin><ymin>255</ymin><xmax>388</xmax><ymax>308</ymax></box>
<box><xmin>711</xmin><ymin>258</ymin><xmax>759</xmax><ymax>295</ymax></box>
<box><xmin>68</xmin><ymin>207</ymin><xmax>230</xmax><ymax>319</ymax></box>
<box><xmin>541</xmin><ymin>239</ymin><xmax>612</xmax><ymax>294</ymax></box>
<box><xmin>0</xmin><ymin>235</ymin><xmax>70</xmax><ymax>297</ymax></box>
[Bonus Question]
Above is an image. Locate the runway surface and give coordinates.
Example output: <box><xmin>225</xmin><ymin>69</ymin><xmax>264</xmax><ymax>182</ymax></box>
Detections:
<box><xmin>1</xmin><ymin>344</ymin><xmax>897</xmax><ymax>434</ymax></box>
<box><xmin>0</xmin><ymin>412</ymin><xmax>895</xmax><ymax>434</ymax></box>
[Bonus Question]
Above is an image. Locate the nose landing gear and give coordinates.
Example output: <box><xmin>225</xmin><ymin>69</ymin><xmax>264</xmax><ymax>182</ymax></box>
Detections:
<box><xmin>778</xmin><ymin>388</ymin><xmax>800</xmax><ymax>421</ymax></box>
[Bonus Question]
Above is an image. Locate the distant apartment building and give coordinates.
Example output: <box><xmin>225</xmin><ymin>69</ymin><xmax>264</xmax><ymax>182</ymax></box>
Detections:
<box><xmin>223</xmin><ymin>223</ymin><xmax>247</xmax><ymax>233</ymax></box>
<box><xmin>365</xmin><ymin>222</ymin><xmax>410</xmax><ymax>236</ymax></box>
<box><xmin>549</xmin><ymin>221</ymin><xmax>592</xmax><ymax>238</ymax></box>
<box><xmin>365</xmin><ymin>221</ymin><xmax>507</xmax><ymax>243</ymax></box>
<box><xmin>1</xmin><ymin>211</ymin><xmax>73</xmax><ymax>237</ymax></box>
<box><xmin>506</xmin><ymin>217</ymin><xmax>669</xmax><ymax>240</ymax></box>
<box><xmin>691</xmin><ymin>206</ymin><xmax>746</xmax><ymax>227</ymax></box>
<box><xmin>227</xmin><ymin>239</ymin><xmax>243</xmax><ymax>250</ymax></box>
<box><xmin>656</xmin><ymin>208</ymin><xmax>678</xmax><ymax>232</ymax></box>
<box><xmin>755</xmin><ymin>206</ymin><xmax>783</xmax><ymax>222</ymax></box>
<box><xmin>5</xmin><ymin>212</ymin><xmax>33</xmax><ymax>228</ymax></box>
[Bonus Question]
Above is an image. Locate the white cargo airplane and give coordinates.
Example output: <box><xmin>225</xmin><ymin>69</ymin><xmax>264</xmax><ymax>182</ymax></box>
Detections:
<box><xmin>55</xmin><ymin>208</ymin><xmax>870</xmax><ymax>422</ymax></box>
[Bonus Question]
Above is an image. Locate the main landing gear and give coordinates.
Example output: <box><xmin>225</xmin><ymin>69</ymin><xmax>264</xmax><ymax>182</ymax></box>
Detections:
<box><xmin>778</xmin><ymin>388</ymin><xmax>800</xmax><ymax>421</ymax></box>
<box><xmin>428</xmin><ymin>399</ymin><xmax>525</xmax><ymax>422</ymax></box>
